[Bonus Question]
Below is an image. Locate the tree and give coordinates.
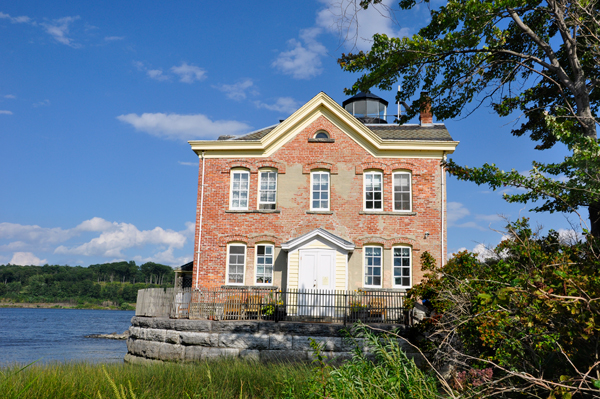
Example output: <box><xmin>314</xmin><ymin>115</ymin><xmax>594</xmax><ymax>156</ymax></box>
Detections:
<box><xmin>407</xmin><ymin>219</ymin><xmax>600</xmax><ymax>398</ymax></box>
<box><xmin>339</xmin><ymin>0</ymin><xmax>600</xmax><ymax>235</ymax></box>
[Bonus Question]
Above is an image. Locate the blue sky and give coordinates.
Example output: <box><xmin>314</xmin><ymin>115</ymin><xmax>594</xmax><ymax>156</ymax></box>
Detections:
<box><xmin>0</xmin><ymin>0</ymin><xmax>580</xmax><ymax>267</ymax></box>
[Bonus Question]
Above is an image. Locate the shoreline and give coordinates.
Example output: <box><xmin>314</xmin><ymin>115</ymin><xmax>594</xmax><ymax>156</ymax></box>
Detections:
<box><xmin>0</xmin><ymin>302</ymin><xmax>135</xmax><ymax>311</ymax></box>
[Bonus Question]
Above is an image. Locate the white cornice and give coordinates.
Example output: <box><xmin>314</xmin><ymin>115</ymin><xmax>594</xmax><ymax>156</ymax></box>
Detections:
<box><xmin>189</xmin><ymin>92</ymin><xmax>459</xmax><ymax>159</ymax></box>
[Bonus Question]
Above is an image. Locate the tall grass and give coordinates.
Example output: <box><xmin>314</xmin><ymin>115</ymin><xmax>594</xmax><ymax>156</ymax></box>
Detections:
<box><xmin>0</xmin><ymin>360</ymin><xmax>311</xmax><ymax>399</ymax></box>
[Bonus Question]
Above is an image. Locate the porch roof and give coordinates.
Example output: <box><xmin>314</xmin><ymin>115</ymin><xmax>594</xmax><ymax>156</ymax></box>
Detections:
<box><xmin>280</xmin><ymin>228</ymin><xmax>355</xmax><ymax>252</ymax></box>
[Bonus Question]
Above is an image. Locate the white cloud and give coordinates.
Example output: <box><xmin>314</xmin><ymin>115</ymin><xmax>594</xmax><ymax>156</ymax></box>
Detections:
<box><xmin>317</xmin><ymin>0</ymin><xmax>410</xmax><ymax>51</ymax></box>
<box><xmin>170</xmin><ymin>62</ymin><xmax>206</xmax><ymax>83</ymax></box>
<box><xmin>55</xmin><ymin>223</ymin><xmax>187</xmax><ymax>258</ymax></box>
<box><xmin>33</xmin><ymin>99</ymin><xmax>50</xmax><ymax>107</ymax></box>
<box><xmin>104</xmin><ymin>36</ymin><xmax>124</xmax><ymax>41</ymax></box>
<box><xmin>10</xmin><ymin>252</ymin><xmax>47</xmax><ymax>266</ymax></box>
<box><xmin>475</xmin><ymin>214</ymin><xmax>504</xmax><ymax>222</ymax></box>
<box><xmin>41</xmin><ymin>16</ymin><xmax>81</xmax><ymax>48</ymax></box>
<box><xmin>147</xmin><ymin>69</ymin><xmax>169</xmax><ymax>81</ymax></box>
<box><xmin>272</xmin><ymin>27</ymin><xmax>328</xmax><ymax>80</ymax></box>
<box><xmin>447</xmin><ymin>202</ymin><xmax>470</xmax><ymax>224</ymax></box>
<box><xmin>254</xmin><ymin>97</ymin><xmax>300</xmax><ymax>114</ymax></box>
<box><xmin>0</xmin><ymin>222</ymin><xmax>74</xmax><ymax>244</ymax></box>
<box><xmin>178</xmin><ymin>161</ymin><xmax>197</xmax><ymax>167</ymax></box>
<box><xmin>556</xmin><ymin>228</ymin><xmax>582</xmax><ymax>244</ymax></box>
<box><xmin>0</xmin><ymin>11</ymin><xmax>32</xmax><ymax>24</ymax></box>
<box><xmin>133</xmin><ymin>247</ymin><xmax>192</xmax><ymax>266</ymax></box>
<box><xmin>117</xmin><ymin>112</ymin><xmax>251</xmax><ymax>141</ymax></box>
<box><xmin>4</xmin><ymin>94</ymin><xmax>16</xmax><ymax>99</ymax></box>
<box><xmin>214</xmin><ymin>79</ymin><xmax>256</xmax><ymax>101</ymax></box>
<box><xmin>0</xmin><ymin>110</ymin><xmax>13</xmax><ymax>115</ymax></box>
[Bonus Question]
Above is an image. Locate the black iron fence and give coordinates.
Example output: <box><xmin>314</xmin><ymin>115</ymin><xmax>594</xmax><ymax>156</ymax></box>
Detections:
<box><xmin>178</xmin><ymin>287</ymin><xmax>410</xmax><ymax>325</ymax></box>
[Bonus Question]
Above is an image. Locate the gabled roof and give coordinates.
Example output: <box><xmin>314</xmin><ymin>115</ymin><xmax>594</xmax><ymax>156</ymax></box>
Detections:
<box><xmin>281</xmin><ymin>228</ymin><xmax>355</xmax><ymax>252</ymax></box>
<box><xmin>189</xmin><ymin>92</ymin><xmax>459</xmax><ymax>158</ymax></box>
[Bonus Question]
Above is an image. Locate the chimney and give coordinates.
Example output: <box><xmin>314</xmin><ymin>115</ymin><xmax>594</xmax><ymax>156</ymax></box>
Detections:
<box><xmin>419</xmin><ymin>91</ymin><xmax>433</xmax><ymax>127</ymax></box>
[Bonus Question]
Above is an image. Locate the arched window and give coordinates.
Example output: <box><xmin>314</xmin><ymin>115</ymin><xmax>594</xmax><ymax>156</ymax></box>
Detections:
<box><xmin>314</xmin><ymin>131</ymin><xmax>329</xmax><ymax>139</ymax></box>
<box><xmin>230</xmin><ymin>168</ymin><xmax>250</xmax><ymax>210</ymax></box>
<box><xmin>364</xmin><ymin>245</ymin><xmax>383</xmax><ymax>288</ymax></box>
<box><xmin>255</xmin><ymin>243</ymin><xmax>274</xmax><ymax>285</ymax></box>
<box><xmin>227</xmin><ymin>243</ymin><xmax>246</xmax><ymax>285</ymax></box>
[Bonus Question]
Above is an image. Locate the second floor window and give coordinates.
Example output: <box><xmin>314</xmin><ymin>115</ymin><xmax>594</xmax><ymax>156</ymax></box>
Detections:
<box><xmin>311</xmin><ymin>171</ymin><xmax>330</xmax><ymax>210</ymax></box>
<box><xmin>393</xmin><ymin>172</ymin><xmax>411</xmax><ymax>211</ymax></box>
<box><xmin>364</xmin><ymin>172</ymin><xmax>383</xmax><ymax>211</ymax></box>
<box><xmin>258</xmin><ymin>170</ymin><xmax>277</xmax><ymax>210</ymax></box>
<box><xmin>230</xmin><ymin>170</ymin><xmax>249</xmax><ymax>210</ymax></box>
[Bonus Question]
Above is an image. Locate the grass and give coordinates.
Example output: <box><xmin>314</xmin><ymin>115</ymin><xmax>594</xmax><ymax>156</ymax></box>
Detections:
<box><xmin>0</xmin><ymin>360</ymin><xmax>312</xmax><ymax>399</ymax></box>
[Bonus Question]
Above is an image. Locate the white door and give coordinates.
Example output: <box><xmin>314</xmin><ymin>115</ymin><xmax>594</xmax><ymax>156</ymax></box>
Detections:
<box><xmin>298</xmin><ymin>250</ymin><xmax>335</xmax><ymax>316</ymax></box>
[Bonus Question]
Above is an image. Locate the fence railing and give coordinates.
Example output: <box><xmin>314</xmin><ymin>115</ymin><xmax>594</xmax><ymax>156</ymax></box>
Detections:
<box><xmin>136</xmin><ymin>286</ymin><xmax>410</xmax><ymax>325</ymax></box>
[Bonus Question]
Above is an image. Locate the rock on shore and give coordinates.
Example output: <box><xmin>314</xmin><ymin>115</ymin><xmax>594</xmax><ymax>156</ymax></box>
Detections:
<box><xmin>85</xmin><ymin>330</ymin><xmax>130</xmax><ymax>340</ymax></box>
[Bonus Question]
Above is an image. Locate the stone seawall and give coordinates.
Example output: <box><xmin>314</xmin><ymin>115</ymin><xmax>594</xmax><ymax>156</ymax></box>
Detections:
<box><xmin>126</xmin><ymin>316</ymin><xmax>410</xmax><ymax>364</ymax></box>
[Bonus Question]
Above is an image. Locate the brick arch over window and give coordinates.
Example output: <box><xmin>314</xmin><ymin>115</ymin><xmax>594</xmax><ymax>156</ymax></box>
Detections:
<box><xmin>355</xmin><ymin>162</ymin><xmax>388</xmax><ymax>175</ymax></box>
<box><xmin>219</xmin><ymin>234</ymin><xmax>249</xmax><ymax>247</ymax></box>
<box><xmin>355</xmin><ymin>236</ymin><xmax>419</xmax><ymax>250</ymax></box>
<box><xmin>256</xmin><ymin>160</ymin><xmax>286</xmax><ymax>174</ymax></box>
<box><xmin>248</xmin><ymin>234</ymin><xmax>282</xmax><ymax>247</ymax></box>
<box><xmin>302</xmin><ymin>161</ymin><xmax>338</xmax><ymax>174</ymax></box>
<box><xmin>222</xmin><ymin>160</ymin><xmax>257</xmax><ymax>174</ymax></box>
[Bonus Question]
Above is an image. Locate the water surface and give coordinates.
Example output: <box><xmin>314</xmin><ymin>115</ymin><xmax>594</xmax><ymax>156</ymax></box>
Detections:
<box><xmin>0</xmin><ymin>308</ymin><xmax>134</xmax><ymax>365</ymax></box>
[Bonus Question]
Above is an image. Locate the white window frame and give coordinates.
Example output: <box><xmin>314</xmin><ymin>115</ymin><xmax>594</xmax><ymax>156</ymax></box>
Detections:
<box><xmin>258</xmin><ymin>169</ymin><xmax>277</xmax><ymax>210</ymax></box>
<box><xmin>310</xmin><ymin>171</ymin><xmax>330</xmax><ymax>211</ymax></box>
<box><xmin>363</xmin><ymin>245</ymin><xmax>383</xmax><ymax>288</ymax></box>
<box><xmin>392</xmin><ymin>171</ymin><xmax>412</xmax><ymax>212</ymax></box>
<box><xmin>226</xmin><ymin>243</ymin><xmax>246</xmax><ymax>285</ymax></box>
<box><xmin>255</xmin><ymin>243</ymin><xmax>274</xmax><ymax>285</ymax></box>
<box><xmin>314</xmin><ymin>130</ymin><xmax>329</xmax><ymax>139</ymax></box>
<box><xmin>392</xmin><ymin>245</ymin><xmax>412</xmax><ymax>289</ymax></box>
<box><xmin>230</xmin><ymin>169</ymin><xmax>250</xmax><ymax>210</ymax></box>
<box><xmin>363</xmin><ymin>171</ymin><xmax>383</xmax><ymax>211</ymax></box>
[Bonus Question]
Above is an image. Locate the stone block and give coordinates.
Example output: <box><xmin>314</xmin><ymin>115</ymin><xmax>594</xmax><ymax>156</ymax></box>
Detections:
<box><xmin>159</xmin><ymin>343</ymin><xmax>184</xmax><ymax>361</ymax></box>
<box><xmin>165</xmin><ymin>330</ymin><xmax>181</xmax><ymax>344</ymax></box>
<box><xmin>183</xmin><ymin>345</ymin><xmax>204</xmax><ymax>362</ymax></box>
<box><xmin>239</xmin><ymin>349</ymin><xmax>260</xmax><ymax>361</ymax></box>
<box><xmin>280</xmin><ymin>322</ymin><xmax>344</xmax><ymax>337</ymax></box>
<box><xmin>138</xmin><ymin>340</ymin><xmax>163</xmax><ymax>360</ymax></box>
<box><xmin>128</xmin><ymin>327</ymin><xmax>142</xmax><ymax>339</ymax></box>
<box><xmin>180</xmin><ymin>332</ymin><xmax>219</xmax><ymax>347</ymax></box>
<box><xmin>173</xmin><ymin>319</ymin><xmax>212</xmax><ymax>332</ymax></box>
<box><xmin>219</xmin><ymin>333</ymin><xmax>270</xmax><ymax>350</ymax></box>
<box><xmin>132</xmin><ymin>317</ymin><xmax>153</xmax><ymax>328</ymax></box>
<box><xmin>124</xmin><ymin>353</ymin><xmax>163</xmax><ymax>365</ymax></box>
<box><xmin>152</xmin><ymin>318</ymin><xmax>174</xmax><ymax>330</ymax></box>
<box><xmin>146</xmin><ymin>328</ymin><xmax>166</xmax><ymax>342</ymax></box>
<box><xmin>292</xmin><ymin>336</ymin><xmax>341</xmax><ymax>351</ymax></box>
<box><xmin>259</xmin><ymin>350</ymin><xmax>307</xmax><ymax>362</ymax></box>
<box><xmin>269</xmin><ymin>334</ymin><xmax>292</xmax><ymax>350</ymax></box>
<box><xmin>211</xmin><ymin>321</ymin><xmax>259</xmax><ymax>334</ymax></box>
<box><xmin>202</xmin><ymin>347</ymin><xmax>239</xmax><ymax>359</ymax></box>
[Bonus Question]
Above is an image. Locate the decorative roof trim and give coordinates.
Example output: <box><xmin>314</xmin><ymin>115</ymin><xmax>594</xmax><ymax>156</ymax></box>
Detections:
<box><xmin>189</xmin><ymin>92</ymin><xmax>459</xmax><ymax>159</ymax></box>
<box><xmin>281</xmin><ymin>228</ymin><xmax>355</xmax><ymax>252</ymax></box>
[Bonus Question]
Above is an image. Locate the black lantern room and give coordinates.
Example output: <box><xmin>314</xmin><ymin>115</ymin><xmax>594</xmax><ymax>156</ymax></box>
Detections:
<box><xmin>342</xmin><ymin>91</ymin><xmax>388</xmax><ymax>124</ymax></box>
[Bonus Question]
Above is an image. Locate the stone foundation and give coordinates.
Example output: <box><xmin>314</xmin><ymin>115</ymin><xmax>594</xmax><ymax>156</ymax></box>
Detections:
<box><xmin>126</xmin><ymin>316</ymin><xmax>412</xmax><ymax>363</ymax></box>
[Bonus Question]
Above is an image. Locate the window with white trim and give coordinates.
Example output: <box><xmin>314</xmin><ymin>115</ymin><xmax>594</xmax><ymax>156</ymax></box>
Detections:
<box><xmin>255</xmin><ymin>244</ymin><xmax>274</xmax><ymax>284</ymax></box>
<box><xmin>227</xmin><ymin>244</ymin><xmax>246</xmax><ymax>285</ymax></box>
<box><xmin>258</xmin><ymin>170</ymin><xmax>277</xmax><ymax>210</ymax></box>
<box><xmin>311</xmin><ymin>171</ymin><xmax>330</xmax><ymax>210</ymax></box>
<box><xmin>393</xmin><ymin>246</ymin><xmax>411</xmax><ymax>288</ymax></box>
<box><xmin>314</xmin><ymin>131</ymin><xmax>329</xmax><ymax>139</ymax></box>
<box><xmin>364</xmin><ymin>171</ymin><xmax>383</xmax><ymax>211</ymax></box>
<box><xmin>230</xmin><ymin>169</ymin><xmax>250</xmax><ymax>210</ymax></box>
<box><xmin>364</xmin><ymin>246</ymin><xmax>382</xmax><ymax>287</ymax></box>
<box><xmin>393</xmin><ymin>172</ymin><xmax>412</xmax><ymax>211</ymax></box>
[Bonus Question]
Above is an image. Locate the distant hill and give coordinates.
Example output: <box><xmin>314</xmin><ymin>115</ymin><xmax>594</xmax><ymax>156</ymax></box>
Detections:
<box><xmin>0</xmin><ymin>261</ymin><xmax>175</xmax><ymax>309</ymax></box>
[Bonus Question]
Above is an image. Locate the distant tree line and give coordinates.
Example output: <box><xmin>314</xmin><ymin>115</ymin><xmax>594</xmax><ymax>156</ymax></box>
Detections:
<box><xmin>0</xmin><ymin>261</ymin><xmax>175</xmax><ymax>306</ymax></box>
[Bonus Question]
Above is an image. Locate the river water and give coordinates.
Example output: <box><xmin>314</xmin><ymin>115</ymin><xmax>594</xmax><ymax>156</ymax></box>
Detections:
<box><xmin>0</xmin><ymin>308</ymin><xmax>135</xmax><ymax>365</ymax></box>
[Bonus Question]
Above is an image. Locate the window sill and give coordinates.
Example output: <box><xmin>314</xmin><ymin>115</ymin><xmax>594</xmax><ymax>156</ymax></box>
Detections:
<box><xmin>359</xmin><ymin>211</ymin><xmax>416</xmax><ymax>216</ymax></box>
<box><xmin>225</xmin><ymin>209</ymin><xmax>281</xmax><ymax>214</ymax></box>
<box><xmin>308</xmin><ymin>138</ymin><xmax>335</xmax><ymax>143</ymax></box>
<box><xmin>306</xmin><ymin>211</ymin><xmax>333</xmax><ymax>215</ymax></box>
<box><xmin>361</xmin><ymin>287</ymin><xmax>408</xmax><ymax>293</ymax></box>
<box><xmin>220</xmin><ymin>285</ymin><xmax>279</xmax><ymax>290</ymax></box>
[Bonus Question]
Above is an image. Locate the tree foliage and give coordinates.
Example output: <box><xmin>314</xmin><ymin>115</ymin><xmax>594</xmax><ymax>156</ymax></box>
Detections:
<box><xmin>339</xmin><ymin>0</ymin><xmax>600</xmax><ymax>234</ymax></box>
<box><xmin>408</xmin><ymin>219</ymin><xmax>600</xmax><ymax>398</ymax></box>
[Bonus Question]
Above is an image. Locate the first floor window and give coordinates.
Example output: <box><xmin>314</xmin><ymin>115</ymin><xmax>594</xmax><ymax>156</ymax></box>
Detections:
<box><xmin>364</xmin><ymin>246</ymin><xmax>382</xmax><ymax>287</ymax></box>
<box><xmin>311</xmin><ymin>171</ymin><xmax>329</xmax><ymax>210</ymax></box>
<box><xmin>393</xmin><ymin>247</ymin><xmax>411</xmax><ymax>288</ymax></box>
<box><xmin>231</xmin><ymin>170</ymin><xmax>249</xmax><ymax>210</ymax></box>
<box><xmin>227</xmin><ymin>244</ymin><xmax>246</xmax><ymax>284</ymax></box>
<box><xmin>256</xmin><ymin>244</ymin><xmax>274</xmax><ymax>284</ymax></box>
<box><xmin>258</xmin><ymin>170</ymin><xmax>277</xmax><ymax>210</ymax></box>
<box><xmin>393</xmin><ymin>172</ymin><xmax>411</xmax><ymax>211</ymax></box>
<box><xmin>364</xmin><ymin>171</ymin><xmax>383</xmax><ymax>210</ymax></box>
